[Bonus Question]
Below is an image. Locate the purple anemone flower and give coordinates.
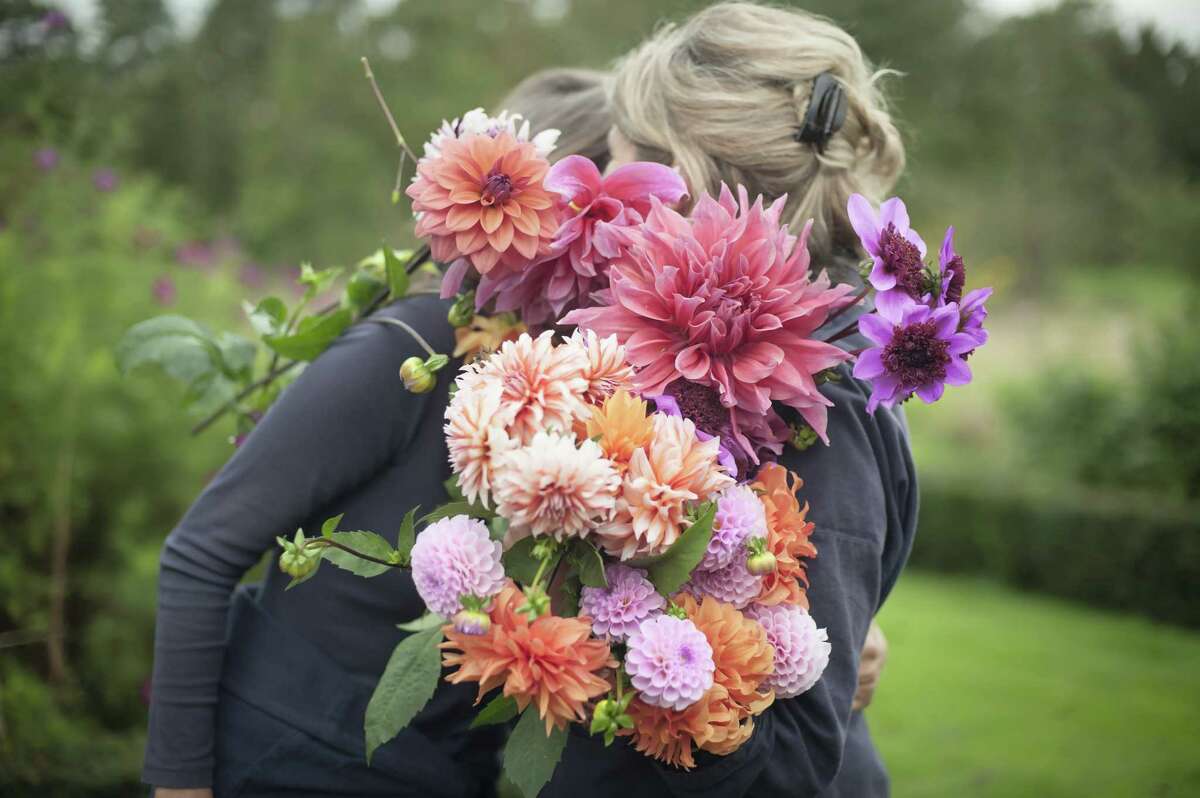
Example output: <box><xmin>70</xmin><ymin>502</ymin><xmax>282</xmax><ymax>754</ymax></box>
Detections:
<box><xmin>853</xmin><ymin>298</ymin><xmax>976</xmax><ymax>412</ymax></box>
<box><xmin>936</xmin><ymin>227</ymin><xmax>991</xmax><ymax>350</ymax></box>
<box><xmin>847</xmin><ymin>194</ymin><xmax>927</xmax><ymax>317</ymax></box>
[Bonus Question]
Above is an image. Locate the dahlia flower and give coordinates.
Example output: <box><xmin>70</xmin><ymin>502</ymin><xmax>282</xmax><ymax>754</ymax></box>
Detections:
<box><xmin>584</xmin><ymin>390</ymin><xmax>655</xmax><ymax>474</ymax></box>
<box><xmin>847</xmin><ymin>193</ymin><xmax>929</xmax><ymax>318</ymax></box>
<box><xmin>442</xmin><ymin>582</ymin><xmax>615</xmax><ymax>734</ymax></box>
<box><xmin>569</xmin><ymin>329</ymin><xmax>636</xmax><ymax>405</ymax></box>
<box><xmin>407</xmin><ymin>132</ymin><xmax>559</xmax><ymax>290</ymax></box>
<box><xmin>684</xmin><ymin>557</ymin><xmax>762</xmax><ymax>610</ymax></box>
<box><xmin>452</xmin><ymin>312</ymin><xmax>526</xmax><ymax>360</ymax></box>
<box><xmin>745</xmin><ymin>603</ymin><xmax>830</xmax><ymax>698</ymax></box>
<box><xmin>464</xmin><ymin>330</ymin><xmax>589</xmax><ymax>444</ymax></box>
<box><xmin>615</xmin><ymin>413</ymin><xmax>734</xmax><ymax>559</ymax></box>
<box><xmin>625</xmin><ymin>594</ymin><xmax>774</xmax><ymax>769</ymax></box>
<box><xmin>625</xmin><ymin>615</ymin><xmax>715</xmax><ymax>711</ymax></box>
<box><xmin>751</xmin><ymin>463</ymin><xmax>817</xmax><ymax>609</ymax></box>
<box><xmin>492</xmin><ymin>432</ymin><xmax>620</xmax><ymax>541</ymax></box>
<box><xmin>479</xmin><ymin>156</ymin><xmax>687</xmax><ymax>327</ymax></box>
<box><xmin>700</xmin><ymin>484</ymin><xmax>768</xmax><ymax>572</ymax></box>
<box><xmin>409</xmin><ymin>516</ymin><xmax>506</xmax><ymax>617</ymax></box>
<box><xmin>563</xmin><ymin>186</ymin><xmax>855</xmax><ymax>444</ymax></box>
<box><xmin>579</xmin><ymin>563</ymin><xmax>665</xmax><ymax>642</ymax></box>
<box><xmin>853</xmin><ymin>297</ymin><xmax>976</xmax><ymax>412</ymax></box>
<box><xmin>444</xmin><ymin>381</ymin><xmax>516</xmax><ymax>507</ymax></box>
<box><xmin>422</xmin><ymin>107</ymin><xmax>560</xmax><ymax>161</ymax></box>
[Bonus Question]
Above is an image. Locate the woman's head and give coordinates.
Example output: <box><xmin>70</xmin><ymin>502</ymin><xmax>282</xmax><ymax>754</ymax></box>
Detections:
<box><xmin>610</xmin><ymin>1</ymin><xmax>904</xmax><ymax>261</ymax></box>
<box><xmin>502</xmin><ymin>67</ymin><xmax>613</xmax><ymax>171</ymax></box>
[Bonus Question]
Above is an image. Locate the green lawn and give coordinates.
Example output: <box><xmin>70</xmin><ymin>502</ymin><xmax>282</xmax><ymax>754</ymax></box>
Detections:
<box><xmin>870</xmin><ymin>572</ymin><xmax>1200</xmax><ymax>797</ymax></box>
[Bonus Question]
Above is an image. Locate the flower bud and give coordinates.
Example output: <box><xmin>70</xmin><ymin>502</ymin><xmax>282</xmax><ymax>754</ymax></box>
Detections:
<box><xmin>746</xmin><ymin>537</ymin><xmax>777</xmax><ymax>575</ymax></box>
<box><xmin>448</xmin><ymin>291</ymin><xmax>476</xmax><ymax>328</ymax></box>
<box><xmin>278</xmin><ymin>535</ymin><xmax>320</xmax><ymax>580</ymax></box>
<box><xmin>788</xmin><ymin>421</ymin><xmax>818</xmax><ymax>451</ymax></box>
<box><xmin>590</xmin><ymin>698</ymin><xmax>618</xmax><ymax>735</ymax></box>
<box><xmin>399</xmin><ymin>356</ymin><xmax>436</xmax><ymax>393</ymax></box>
<box><xmin>453</xmin><ymin>608</ymin><xmax>491</xmax><ymax>636</ymax></box>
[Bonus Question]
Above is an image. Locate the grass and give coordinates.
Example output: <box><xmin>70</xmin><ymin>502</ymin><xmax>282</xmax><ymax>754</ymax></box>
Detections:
<box><xmin>870</xmin><ymin>572</ymin><xmax>1200</xmax><ymax>798</ymax></box>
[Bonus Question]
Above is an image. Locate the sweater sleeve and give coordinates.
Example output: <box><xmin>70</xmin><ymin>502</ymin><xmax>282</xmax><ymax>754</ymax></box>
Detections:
<box><xmin>142</xmin><ymin>295</ymin><xmax>454</xmax><ymax>788</ymax></box>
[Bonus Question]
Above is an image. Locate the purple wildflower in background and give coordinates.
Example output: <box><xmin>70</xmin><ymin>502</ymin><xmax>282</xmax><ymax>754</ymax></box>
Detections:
<box><xmin>853</xmin><ymin>298</ymin><xmax>976</xmax><ymax>412</ymax></box>
<box><xmin>42</xmin><ymin>10</ymin><xmax>70</xmax><ymax>31</ymax></box>
<box><xmin>238</xmin><ymin>262</ymin><xmax>265</xmax><ymax>289</ymax></box>
<box><xmin>92</xmin><ymin>168</ymin><xmax>118</xmax><ymax>192</ymax></box>
<box><xmin>175</xmin><ymin>241</ymin><xmax>215</xmax><ymax>269</ymax></box>
<box><xmin>34</xmin><ymin>148</ymin><xmax>59</xmax><ymax>172</ymax></box>
<box><xmin>848</xmin><ymin>193</ymin><xmax>928</xmax><ymax>317</ymax></box>
<box><xmin>152</xmin><ymin>276</ymin><xmax>176</xmax><ymax>306</ymax></box>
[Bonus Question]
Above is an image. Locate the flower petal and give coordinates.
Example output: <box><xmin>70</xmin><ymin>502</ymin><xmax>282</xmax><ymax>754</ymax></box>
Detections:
<box><xmin>852</xmin><ymin>347</ymin><xmax>885</xmax><ymax>380</ymax></box>
<box><xmin>846</xmin><ymin>193</ymin><xmax>881</xmax><ymax>254</ymax></box>
<box><xmin>603</xmin><ymin>162</ymin><xmax>689</xmax><ymax>206</ymax></box>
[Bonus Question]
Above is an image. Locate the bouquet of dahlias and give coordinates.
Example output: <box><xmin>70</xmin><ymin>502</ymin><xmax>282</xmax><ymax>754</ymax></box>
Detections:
<box><xmin>274</xmin><ymin>102</ymin><xmax>992</xmax><ymax>798</ymax></box>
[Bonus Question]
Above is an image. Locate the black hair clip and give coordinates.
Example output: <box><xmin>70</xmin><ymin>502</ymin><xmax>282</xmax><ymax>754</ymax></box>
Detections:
<box><xmin>794</xmin><ymin>72</ymin><xmax>847</xmax><ymax>152</ymax></box>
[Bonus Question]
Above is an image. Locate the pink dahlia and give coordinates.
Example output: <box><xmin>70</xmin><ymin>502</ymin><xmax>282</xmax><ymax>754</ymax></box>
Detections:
<box><xmin>443</xmin><ymin>380</ymin><xmax>516</xmax><ymax>508</ymax></box>
<box><xmin>406</xmin><ymin>132</ymin><xmax>559</xmax><ymax>292</ymax></box>
<box><xmin>410</xmin><ymin>516</ymin><xmax>507</xmax><ymax>617</ymax></box>
<box><xmin>579</xmin><ymin>563</ymin><xmax>666</xmax><ymax>642</ymax></box>
<box><xmin>625</xmin><ymin>615</ymin><xmax>715</xmax><ymax>711</ymax></box>
<box><xmin>569</xmin><ymin>328</ymin><xmax>635</xmax><ymax>405</ymax></box>
<box><xmin>745</xmin><ymin>604</ymin><xmax>830</xmax><ymax>699</ymax></box>
<box><xmin>492</xmin><ymin>432</ymin><xmax>620</xmax><ymax>541</ymax></box>
<box><xmin>479</xmin><ymin>156</ymin><xmax>688</xmax><ymax>327</ymax></box>
<box><xmin>464</xmin><ymin>330</ymin><xmax>589</xmax><ymax>444</ymax></box>
<box><xmin>684</xmin><ymin>558</ymin><xmax>762</xmax><ymax>610</ymax></box>
<box><xmin>563</xmin><ymin>186</ymin><xmax>855</xmax><ymax>444</ymax></box>
<box><xmin>699</xmin><ymin>484</ymin><xmax>768</xmax><ymax>572</ymax></box>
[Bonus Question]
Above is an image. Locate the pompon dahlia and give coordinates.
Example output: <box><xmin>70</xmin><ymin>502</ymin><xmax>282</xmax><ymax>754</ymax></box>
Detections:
<box><xmin>612</xmin><ymin>413</ymin><xmax>734</xmax><ymax>559</ymax></box>
<box><xmin>751</xmin><ymin>462</ymin><xmax>817</xmax><ymax>609</ymax></box>
<box><xmin>465</xmin><ymin>330</ymin><xmax>589</xmax><ymax>444</ymax></box>
<box><xmin>579</xmin><ymin>563</ymin><xmax>665</xmax><ymax>642</ymax></box>
<box><xmin>570</xmin><ymin>329</ymin><xmax>636</xmax><ymax>405</ymax></box>
<box><xmin>444</xmin><ymin>381</ymin><xmax>516</xmax><ymax>508</ymax></box>
<box><xmin>409</xmin><ymin>516</ymin><xmax>506</xmax><ymax>617</ymax></box>
<box><xmin>407</xmin><ymin>132</ymin><xmax>559</xmax><ymax>292</ymax></box>
<box><xmin>684</xmin><ymin>557</ymin><xmax>762</xmax><ymax>610</ymax></box>
<box><xmin>745</xmin><ymin>604</ymin><xmax>830</xmax><ymax>699</ymax></box>
<box><xmin>625</xmin><ymin>615</ymin><xmax>715</xmax><ymax>711</ymax></box>
<box><xmin>563</xmin><ymin>186</ymin><xmax>855</xmax><ymax>444</ymax></box>
<box><xmin>700</xmin><ymin>484</ymin><xmax>768</xmax><ymax>572</ymax></box>
<box><xmin>442</xmin><ymin>582</ymin><xmax>615</xmax><ymax>734</ymax></box>
<box><xmin>492</xmin><ymin>432</ymin><xmax>620</xmax><ymax>541</ymax></box>
<box><xmin>625</xmin><ymin>594</ymin><xmax>775</xmax><ymax>769</ymax></box>
<box><xmin>584</xmin><ymin>389</ymin><xmax>655</xmax><ymax>474</ymax></box>
<box><xmin>478</xmin><ymin>156</ymin><xmax>688</xmax><ymax>327</ymax></box>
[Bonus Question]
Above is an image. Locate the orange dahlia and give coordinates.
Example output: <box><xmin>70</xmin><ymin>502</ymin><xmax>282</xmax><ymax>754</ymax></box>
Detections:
<box><xmin>441</xmin><ymin>582</ymin><xmax>616</xmax><ymax>735</ymax></box>
<box><xmin>407</xmin><ymin>132</ymin><xmax>559</xmax><ymax>280</ymax></box>
<box><xmin>751</xmin><ymin>462</ymin><xmax>818</xmax><ymax>609</ymax></box>
<box><xmin>452</xmin><ymin>312</ymin><xmax>526</xmax><ymax>360</ymax></box>
<box><xmin>583</xmin><ymin>390</ymin><xmax>655</xmax><ymax>473</ymax></box>
<box><xmin>624</xmin><ymin>594</ymin><xmax>775</xmax><ymax>769</ymax></box>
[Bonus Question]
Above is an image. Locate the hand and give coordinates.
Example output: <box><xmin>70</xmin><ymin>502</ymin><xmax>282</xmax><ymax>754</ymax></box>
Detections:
<box><xmin>154</xmin><ymin>790</ymin><xmax>212</xmax><ymax>798</ymax></box>
<box><xmin>852</xmin><ymin>619</ymin><xmax>888</xmax><ymax>711</ymax></box>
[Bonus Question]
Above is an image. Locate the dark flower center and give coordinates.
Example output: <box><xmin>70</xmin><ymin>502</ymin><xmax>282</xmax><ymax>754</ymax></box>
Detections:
<box><xmin>481</xmin><ymin>171</ymin><xmax>513</xmax><ymax>206</ymax></box>
<box><xmin>879</xmin><ymin>224</ymin><xmax>926</xmax><ymax>299</ymax></box>
<box><xmin>882</xmin><ymin>320</ymin><xmax>950</xmax><ymax>388</ymax></box>
<box><xmin>943</xmin><ymin>255</ymin><xmax>966</xmax><ymax>305</ymax></box>
<box><xmin>666</xmin><ymin>380</ymin><xmax>728</xmax><ymax>436</ymax></box>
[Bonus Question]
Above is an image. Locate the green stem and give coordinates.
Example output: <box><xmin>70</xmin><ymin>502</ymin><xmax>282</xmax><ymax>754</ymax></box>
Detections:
<box><xmin>361</xmin><ymin>57</ymin><xmax>417</xmax><ymax>162</ymax></box>
<box><xmin>368</xmin><ymin>316</ymin><xmax>439</xmax><ymax>357</ymax></box>
<box><xmin>305</xmin><ymin>538</ymin><xmax>400</xmax><ymax>568</ymax></box>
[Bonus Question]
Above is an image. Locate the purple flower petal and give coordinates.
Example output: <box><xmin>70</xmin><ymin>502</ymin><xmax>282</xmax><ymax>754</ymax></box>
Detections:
<box><xmin>915</xmin><ymin>381</ymin><xmax>945</xmax><ymax>404</ymax></box>
<box><xmin>847</xmin><ymin>193</ymin><xmax>881</xmax><ymax>254</ymax></box>
<box><xmin>853</xmin><ymin>347</ymin><xmax>885</xmax><ymax>380</ymax></box>
<box><xmin>944</xmin><ymin>357</ymin><xmax>972</xmax><ymax>386</ymax></box>
<box><xmin>856</xmin><ymin>313</ymin><xmax>895</xmax><ymax>346</ymax></box>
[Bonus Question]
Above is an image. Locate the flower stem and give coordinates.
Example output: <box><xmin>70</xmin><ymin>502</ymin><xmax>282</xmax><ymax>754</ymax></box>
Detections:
<box><xmin>361</xmin><ymin>57</ymin><xmax>417</xmax><ymax>163</ymax></box>
<box><xmin>304</xmin><ymin>538</ymin><xmax>400</xmax><ymax>568</ymax></box>
<box><xmin>823</xmin><ymin>319</ymin><xmax>862</xmax><ymax>345</ymax></box>
<box><xmin>367</xmin><ymin>316</ymin><xmax>438</xmax><ymax>357</ymax></box>
<box><xmin>823</xmin><ymin>284</ymin><xmax>871</xmax><ymax>327</ymax></box>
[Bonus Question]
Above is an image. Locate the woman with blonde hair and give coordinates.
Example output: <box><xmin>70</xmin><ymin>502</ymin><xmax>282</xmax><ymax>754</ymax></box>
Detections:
<box><xmin>540</xmin><ymin>4</ymin><xmax>915</xmax><ymax>796</ymax></box>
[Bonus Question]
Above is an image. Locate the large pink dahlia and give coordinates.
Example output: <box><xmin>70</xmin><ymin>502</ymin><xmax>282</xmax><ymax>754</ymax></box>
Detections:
<box><xmin>563</xmin><ymin>186</ymin><xmax>856</xmax><ymax>443</ymax></box>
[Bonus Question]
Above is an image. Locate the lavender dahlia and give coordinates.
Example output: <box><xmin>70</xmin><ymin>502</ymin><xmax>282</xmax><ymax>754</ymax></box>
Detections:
<box><xmin>853</xmin><ymin>298</ymin><xmax>976</xmax><ymax>413</ymax></box>
<box><xmin>700</xmin><ymin>484</ymin><xmax>768</xmax><ymax>572</ymax></box>
<box><xmin>746</xmin><ymin>604</ymin><xmax>830</xmax><ymax>699</ymax></box>
<box><xmin>684</xmin><ymin>557</ymin><xmax>763</xmax><ymax>610</ymax></box>
<box><xmin>579</xmin><ymin>563</ymin><xmax>666</xmax><ymax>642</ymax></box>
<box><xmin>625</xmin><ymin>615</ymin><xmax>715</xmax><ymax>711</ymax></box>
<box><xmin>409</xmin><ymin>515</ymin><xmax>506</xmax><ymax>618</ymax></box>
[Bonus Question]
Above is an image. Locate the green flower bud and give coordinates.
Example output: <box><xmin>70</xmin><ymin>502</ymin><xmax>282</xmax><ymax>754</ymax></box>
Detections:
<box><xmin>518</xmin><ymin>585</ymin><xmax>551</xmax><ymax>620</ymax></box>
<box><xmin>788</xmin><ymin>421</ymin><xmax>819</xmax><ymax>451</ymax></box>
<box><xmin>745</xmin><ymin>537</ymin><xmax>777</xmax><ymax>575</ymax></box>
<box><xmin>665</xmin><ymin>602</ymin><xmax>688</xmax><ymax>620</ymax></box>
<box><xmin>278</xmin><ymin>530</ymin><xmax>320</xmax><ymax>579</ymax></box>
<box><xmin>399</xmin><ymin>356</ymin><xmax>436</xmax><ymax>393</ymax></box>
<box><xmin>448</xmin><ymin>291</ymin><xmax>476</xmax><ymax>328</ymax></box>
<box><xmin>453</xmin><ymin>608</ymin><xmax>491</xmax><ymax>636</ymax></box>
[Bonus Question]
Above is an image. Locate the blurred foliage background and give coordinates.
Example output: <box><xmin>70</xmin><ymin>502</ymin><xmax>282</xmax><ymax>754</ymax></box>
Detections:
<box><xmin>1</xmin><ymin>0</ymin><xmax>1197</xmax><ymax>795</ymax></box>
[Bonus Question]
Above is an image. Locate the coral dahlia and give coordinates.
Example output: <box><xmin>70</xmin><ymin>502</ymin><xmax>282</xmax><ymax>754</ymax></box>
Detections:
<box><xmin>751</xmin><ymin>463</ymin><xmax>817</xmax><ymax>609</ymax></box>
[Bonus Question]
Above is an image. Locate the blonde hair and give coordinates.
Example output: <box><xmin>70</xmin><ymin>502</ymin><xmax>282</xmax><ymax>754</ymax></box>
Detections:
<box><xmin>502</xmin><ymin>68</ymin><xmax>613</xmax><ymax>170</ymax></box>
<box><xmin>611</xmin><ymin>1</ymin><xmax>904</xmax><ymax>262</ymax></box>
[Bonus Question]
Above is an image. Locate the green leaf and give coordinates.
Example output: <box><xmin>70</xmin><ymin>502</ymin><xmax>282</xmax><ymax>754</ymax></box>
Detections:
<box><xmin>215</xmin><ymin>331</ymin><xmax>257</xmax><ymax>380</ymax></box>
<box><xmin>383</xmin><ymin>247</ymin><xmax>411</xmax><ymax>299</ymax></box>
<box><xmin>320</xmin><ymin>513</ymin><xmax>345</xmax><ymax>538</ymax></box>
<box><xmin>320</xmin><ymin>530</ymin><xmax>396</xmax><ymax>578</ymax></box>
<box><xmin>502</xmin><ymin>707</ymin><xmax>568</xmax><ymax>798</ymax></box>
<box><xmin>443</xmin><ymin>475</ymin><xmax>466</xmax><ymax>502</ymax></box>
<box><xmin>501</xmin><ymin>536</ymin><xmax>541</xmax><ymax>585</ymax></box>
<box><xmin>116</xmin><ymin>315</ymin><xmax>221</xmax><ymax>384</ymax></box>
<box><xmin>570</xmin><ymin>541</ymin><xmax>607</xmax><ymax>589</ymax></box>
<box><xmin>395</xmin><ymin>506</ymin><xmax>419</xmax><ymax>562</ymax></box>
<box><xmin>243</xmin><ymin>296</ymin><xmax>288</xmax><ymax>338</ymax></box>
<box><xmin>419</xmin><ymin>500</ymin><xmax>494</xmax><ymax>526</ymax></box>
<box><xmin>643</xmin><ymin>502</ymin><xmax>718</xmax><ymax>596</ymax></box>
<box><xmin>558</xmin><ymin>572</ymin><xmax>581</xmax><ymax>617</ymax></box>
<box><xmin>299</xmin><ymin>262</ymin><xmax>343</xmax><ymax>298</ymax></box>
<box><xmin>471</xmin><ymin>694</ymin><xmax>520</xmax><ymax>729</ymax></box>
<box><xmin>346</xmin><ymin>269</ymin><xmax>386</xmax><ymax>309</ymax></box>
<box><xmin>364</xmin><ymin>626</ymin><xmax>444</xmax><ymax>763</ymax></box>
<box><xmin>396</xmin><ymin>612</ymin><xmax>446</xmax><ymax>632</ymax></box>
<box><xmin>263</xmin><ymin>307</ymin><xmax>353</xmax><ymax>361</ymax></box>
<box><xmin>181</xmin><ymin>370</ymin><xmax>238</xmax><ymax>416</ymax></box>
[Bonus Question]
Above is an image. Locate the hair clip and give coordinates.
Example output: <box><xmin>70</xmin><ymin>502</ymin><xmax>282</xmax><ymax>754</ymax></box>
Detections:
<box><xmin>794</xmin><ymin>72</ymin><xmax>847</xmax><ymax>152</ymax></box>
